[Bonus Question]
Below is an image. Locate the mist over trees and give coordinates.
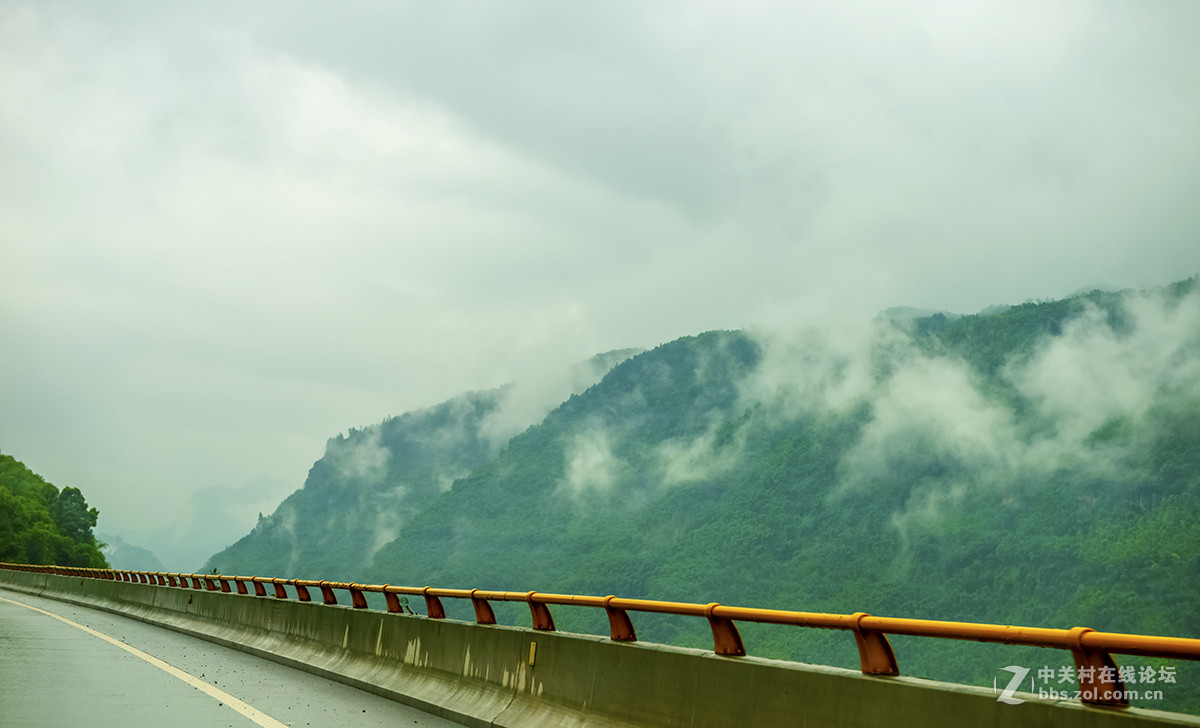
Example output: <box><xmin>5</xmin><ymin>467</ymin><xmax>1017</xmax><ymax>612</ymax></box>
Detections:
<box><xmin>206</xmin><ymin>278</ymin><xmax>1200</xmax><ymax>712</ymax></box>
<box><xmin>0</xmin><ymin>453</ymin><xmax>108</xmax><ymax>568</ymax></box>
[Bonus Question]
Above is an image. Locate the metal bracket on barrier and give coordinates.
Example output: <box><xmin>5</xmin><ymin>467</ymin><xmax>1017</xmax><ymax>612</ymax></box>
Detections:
<box><xmin>294</xmin><ymin>583</ymin><xmax>312</xmax><ymax>602</ymax></box>
<box><xmin>851</xmin><ymin>612</ymin><xmax>899</xmax><ymax>675</ymax></box>
<box><xmin>272</xmin><ymin>578</ymin><xmax>288</xmax><ymax>599</ymax></box>
<box><xmin>382</xmin><ymin>586</ymin><xmax>402</xmax><ymax>613</ymax></box>
<box><xmin>1069</xmin><ymin>627</ymin><xmax>1129</xmax><ymax>707</ymax></box>
<box><xmin>318</xmin><ymin>581</ymin><xmax>337</xmax><ymax>605</ymax></box>
<box><xmin>526</xmin><ymin>592</ymin><xmax>556</xmax><ymax>631</ymax></box>
<box><xmin>706</xmin><ymin>603</ymin><xmax>746</xmax><ymax>656</ymax></box>
<box><xmin>203</xmin><ymin>577</ymin><xmax>218</xmax><ymax>591</ymax></box>
<box><xmin>218</xmin><ymin>579</ymin><xmax>232</xmax><ymax>593</ymax></box>
<box><xmin>470</xmin><ymin>589</ymin><xmax>496</xmax><ymax>625</ymax></box>
<box><xmin>604</xmin><ymin>596</ymin><xmax>637</xmax><ymax>642</ymax></box>
<box><xmin>423</xmin><ymin>587</ymin><xmax>446</xmax><ymax>619</ymax></box>
<box><xmin>349</xmin><ymin>584</ymin><xmax>368</xmax><ymax>609</ymax></box>
<box><xmin>166</xmin><ymin>575</ymin><xmax>178</xmax><ymax>587</ymax></box>
<box><xmin>155</xmin><ymin>573</ymin><xmax>167</xmax><ymax>586</ymax></box>
<box><xmin>253</xmin><ymin>580</ymin><xmax>267</xmax><ymax>597</ymax></box>
<box><xmin>233</xmin><ymin>578</ymin><xmax>248</xmax><ymax>595</ymax></box>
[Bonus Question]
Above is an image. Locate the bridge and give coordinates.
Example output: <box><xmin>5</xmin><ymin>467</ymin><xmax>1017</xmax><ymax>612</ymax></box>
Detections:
<box><xmin>2</xmin><ymin>563</ymin><xmax>1199</xmax><ymax>727</ymax></box>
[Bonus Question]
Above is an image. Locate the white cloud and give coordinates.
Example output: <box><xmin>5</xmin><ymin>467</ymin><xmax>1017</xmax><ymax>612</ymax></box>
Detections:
<box><xmin>327</xmin><ymin>429</ymin><xmax>391</xmax><ymax>484</ymax></box>
<box><xmin>656</xmin><ymin>413</ymin><xmax>744</xmax><ymax>487</ymax></box>
<box><xmin>558</xmin><ymin>425</ymin><xmax>623</xmax><ymax>499</ymax></box>
<box><xmin>1009</xmin><ymin>290</ymin><xmax>1200</xmax><ymax>443</ymax></box>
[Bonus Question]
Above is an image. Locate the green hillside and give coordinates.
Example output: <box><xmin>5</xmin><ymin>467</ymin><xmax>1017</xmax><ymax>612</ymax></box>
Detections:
<box><xmin>207</xmin><ymin>349</ymin><xmax>640</xmax><ymax>577</ymax></box>
<box><xmin>207</xmin><ymin>278</ymin><xmax>1200</xmax><ymax>712</ymax></box>
<box><xmin>0</xmin><ymin>453</ymin><xmax>108</xmax><ymax>568</ymax></box>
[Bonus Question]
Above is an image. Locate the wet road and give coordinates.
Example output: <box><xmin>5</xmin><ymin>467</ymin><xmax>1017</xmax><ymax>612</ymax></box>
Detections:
<box><xmin>0</xmin><ymin>587</ymin><xmax>466</xmax><ymax>728</ymax></box>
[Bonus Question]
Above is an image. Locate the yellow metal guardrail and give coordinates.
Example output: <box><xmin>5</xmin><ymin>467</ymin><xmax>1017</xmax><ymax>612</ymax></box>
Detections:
<box><xmin>4</xmin><ymin>561</ymin><xmax>1198</xmax><ymax>708</ymax></box>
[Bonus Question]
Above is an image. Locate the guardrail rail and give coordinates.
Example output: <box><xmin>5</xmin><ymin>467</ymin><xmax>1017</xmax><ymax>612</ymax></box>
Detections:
<box><xmin>4</xmin><ymin>561</ymin><xmax>1198</xmax><ymax>708</ymax></box>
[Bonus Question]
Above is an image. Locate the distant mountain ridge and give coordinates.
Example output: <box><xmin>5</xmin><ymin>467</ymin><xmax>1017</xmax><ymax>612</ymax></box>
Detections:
<box><xmin>209</xmin><ymin>348</ymin><xmax>641</xmax><ymax>576</ymax></box>
<box><xmin>98</xmin><ymin>531</ymin><xmax>165</xmax><ymax>572</ymax></box>
<box><xmin>206</xmin><ymin>278</ymin><xmax>1200</xmax><ymax>713</ymax></box>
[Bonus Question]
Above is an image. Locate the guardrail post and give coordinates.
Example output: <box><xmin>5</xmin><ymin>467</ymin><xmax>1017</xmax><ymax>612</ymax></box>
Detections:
<box><xmin>1069</xmin><ymin>627</ymin><xmax>1128</xmax><ymax>707</ymax></box>
<box><xmin>253</xmin><ymin>580</ymin><xmax>267</xmax><ymax>597</ymax></box>
<box><xmin>166</xmin><ymin>574</ymin><xmax>178</xmax><ymax>587</ymax></box>
<box><xmin>349</xmin><ymin>584</ymin><xmax>368</xmax><ymax>609</ymax></box>
<box><xmin>233</xmin><ymin>578</ymin><xmax>248</xmax><ymax>595</ymax></box>
<box><xmin>851</xmin><ymin>612</ymin><xmax>899</xmax><ymax>675</ymax></box>
<box><xmin>318</xmin><ymin>581</ymin><xmax>337</xmax><ymax>605</ymax></box>
<box><xmin>470</xmin><ymin>589</ymin><xmax>496</xmax><ymax>625</ymax></box>
<box><xmin>604</xmin><ymin>596</ymin><xmax>637</xmax><ymax>642</ymax></box>
<box><xmin>525</xmin><ymin>592</ymin><xmax>555</xmax><ymax>631</ymax></box>
<box><xmin>272</xmin><ymin>579</ymin><xmax>288</xmax><ymax>599</ymax></box>
<box><xmin>706</xmin><ymin>603</ymin><xmax>746</xmax><ymax>656</ymax></box>
<box><xmin>219</xmin><ymin>578</ymin><xmax>232</xmax><ymax>593</ymax></box>
<box><xmin>382</xmin><ymin>586</ymin><xmax>402</xmax><ymax>613</ymax></box>
<box><xmin>294</xmin><ymin>582</ymin><xmax>312</xmax><ymax>602</ymax></box>
<box><xmin>423</xmin><ymin>587</ymin><xmax>446</xmax><ymax>619</ymax></box>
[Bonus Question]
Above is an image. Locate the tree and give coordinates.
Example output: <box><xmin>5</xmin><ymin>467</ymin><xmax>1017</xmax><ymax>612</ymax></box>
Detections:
<box><xmin>52</xmin><ymin>487</ymin><xmax>99</xmax><ymax>543</ymax></box>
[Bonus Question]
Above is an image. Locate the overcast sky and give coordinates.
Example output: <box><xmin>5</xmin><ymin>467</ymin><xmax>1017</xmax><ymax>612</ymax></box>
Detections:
<box><xmin>2</xmin><ymin>1</ymin><xmax>1198</xmax><ymax>542</ymax></box>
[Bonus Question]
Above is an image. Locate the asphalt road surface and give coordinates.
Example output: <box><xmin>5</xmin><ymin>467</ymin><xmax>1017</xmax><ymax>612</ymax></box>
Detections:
<box><xmin>0</xmin><ymin>587</ymin><xmax>467</xmax><ymax>728</ymax></box>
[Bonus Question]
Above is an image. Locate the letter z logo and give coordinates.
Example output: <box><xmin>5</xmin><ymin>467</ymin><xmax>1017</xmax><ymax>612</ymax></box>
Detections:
<box><xmin>994</xmin><ymin>665</ymin><xmax>1030</xmax><ymax>705</ymax></box>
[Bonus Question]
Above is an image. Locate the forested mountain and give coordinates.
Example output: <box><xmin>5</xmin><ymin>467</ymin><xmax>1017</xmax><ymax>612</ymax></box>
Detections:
<box><xmin>208</xmin><ymin>349</ymin><xmax>641</xmax><ymax>576</ymax></box>
<box><xmin>206</xmin><ymin>278</ymin><xmax>1200</xmax><ymax>711</ymax></box>
<box><xmin>0</xmin><ymin>453</ymin><xmax>108</xmax><ymax>568</ymax></box>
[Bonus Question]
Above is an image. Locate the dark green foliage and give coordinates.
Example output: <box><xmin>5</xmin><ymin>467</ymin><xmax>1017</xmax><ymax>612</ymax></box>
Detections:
<box><xmin>0</xmin><ymin>454</ymin><xmax>108</xmax><ymax>568</ymax></box>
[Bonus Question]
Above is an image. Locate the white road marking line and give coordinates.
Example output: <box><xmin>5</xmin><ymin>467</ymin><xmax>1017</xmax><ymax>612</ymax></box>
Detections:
<box><xmin>0</xmin><ymin>594</ymin><xmax>289</xmax><ymax>728</ymax></box>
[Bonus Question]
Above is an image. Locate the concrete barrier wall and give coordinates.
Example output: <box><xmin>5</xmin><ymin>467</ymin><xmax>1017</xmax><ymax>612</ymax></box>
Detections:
<box><xmin>3</xmin><ymin>570</ymin><xmax>1198</xmax><ymax>728</ymax></box>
